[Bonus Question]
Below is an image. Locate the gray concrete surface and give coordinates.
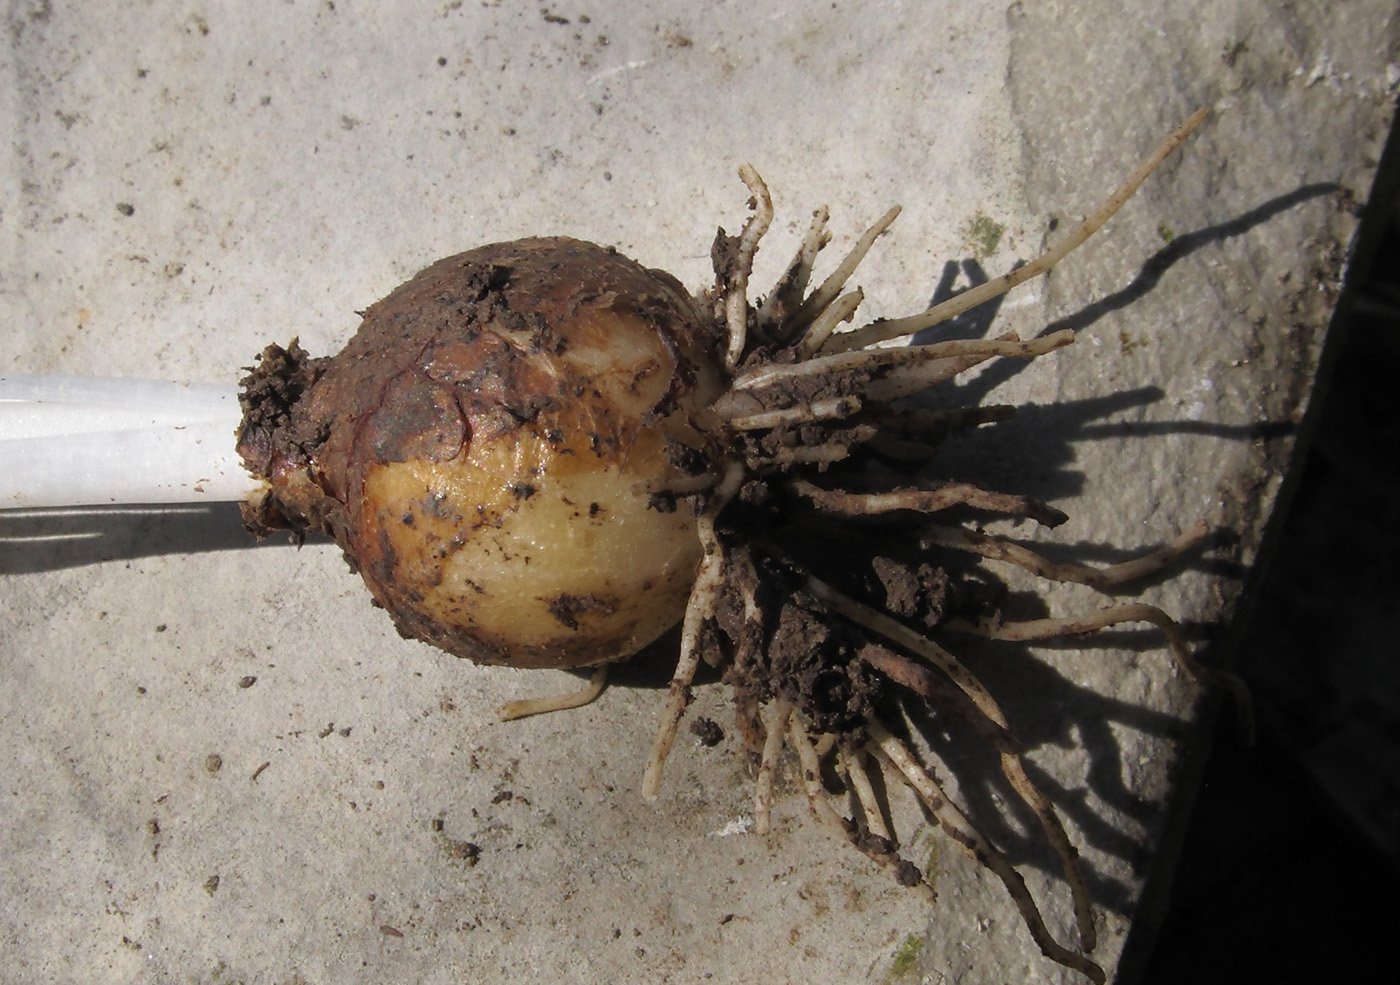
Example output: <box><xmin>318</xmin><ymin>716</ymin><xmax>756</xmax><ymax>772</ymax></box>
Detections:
<box><xmin>2</xmin><ymin>2</ymin><xmax>1394</xmax><ymax>983</ymax></box>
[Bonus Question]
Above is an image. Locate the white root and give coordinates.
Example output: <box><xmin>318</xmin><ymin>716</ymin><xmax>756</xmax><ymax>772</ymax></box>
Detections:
<box><xmin>924</xmin><ymin>519</ymin><xmax>1256</xmax><ymax>724</ymax></box>
<box><xmin>732</xmin><ymin>329</ymin><xmax>1074</xmax><ymax>393</ymax></box>
<box><xmin>795</xmin><ymin>288</ymin><xmax>863</xmax><ymax>356</ymax></box>
<box><xmin>642</xmin><ymin>461</ymin><xmax>745</xmax><ymax>800</ymax></box>
<box><xmin>750</xmin><ymin>433</ymin><xmax>876</xmax><ymax>470</ymax></box>
<box><xmin>780</xmin><ymin>205</ymin><xmax>901</xmax><ymax>338</ymax></box>
<box><xmin>822</xmin><ymin>107</ymin><xmax>1209</xmax><ymax>353</ymax></box>
<box><xmin>948</xmin><ymin>603</ymin><xmax>1254</xmax><ymax>736</ymax></box>
<box><xmin>789</xmin><ymin>477</ymin><xmax>1068</xmax><ymax>528</ymax></box>
<box><xmin>753</xmin><ymin>699</ymin><xmax>794</xmax><ymax>836</ymax></box>
<box><xmin>723</xmin><ymin>165</ymin><xmax>775</xmax><ymax>371</ymax></box>
<box><xmin>838</xmin><ymin>744</ymin><xmax>890</xmax><ymax>842</ymax></box>
<box><xmin>633</xmin><ymin>112</ymin><xmax>1212</xmax><ymax>983</ymax></box>
<box><xmin>643</xmin><ymin>472</ymin><xmax>721</xmax><ymax>497</ymax></box>
<box><xmin>496</xmin><ymin>666</ymin><xmax>610</xmax><ymax>721</ymax></box>
<box><xmin>758</xmin><ymin>206</ymin><xmax>831</xmax><ymax>331</ymax></box>
<box><xmin>787</xmin><ymin>715</ymin><xmax>852</xmax><ymax>838</ymax></box>
<box><xmin>805</xmin><ymin>573</ymin><xmax>1010</xmax><ymax>732</ymax></box>
<box><xmin>725</xmin><ymin>395</ymin><xmax>862</xmax><ymax>432</ymax></box>
<box><xmin>999</xmin><ymin>749</ymin><xmax>1098</xmax><ymax>953</ymax></box>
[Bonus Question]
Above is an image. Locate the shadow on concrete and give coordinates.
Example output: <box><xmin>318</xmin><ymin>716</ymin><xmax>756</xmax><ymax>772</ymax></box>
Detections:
<box><xmin>0</xmin><ymin>501</ymin><xmax>286</xmax><ymax>574</ymax></box>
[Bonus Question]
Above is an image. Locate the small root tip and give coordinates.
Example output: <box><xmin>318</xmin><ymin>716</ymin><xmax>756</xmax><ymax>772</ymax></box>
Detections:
<box><xmin>495</xmin><ymin>666</ymin><xmax>609</xmax><ymax>721</ymax></box>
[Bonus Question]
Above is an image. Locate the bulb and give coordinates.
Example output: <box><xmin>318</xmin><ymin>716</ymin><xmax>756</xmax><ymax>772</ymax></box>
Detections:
<box><xmin>238</xmin><ymin>237</ymin><xmax>723</xmax><ymax>669</ymax></box>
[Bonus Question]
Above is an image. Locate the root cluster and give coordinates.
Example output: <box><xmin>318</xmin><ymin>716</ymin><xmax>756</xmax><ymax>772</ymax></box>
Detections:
<box><xmin>634</xmin><ymin>111</ymin><xmax>1238</xmax><ymax>983</ymax></box>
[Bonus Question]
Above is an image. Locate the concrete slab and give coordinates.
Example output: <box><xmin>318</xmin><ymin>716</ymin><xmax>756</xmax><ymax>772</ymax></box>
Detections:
<box><xmin>2</xmin><ymin>2</ymin><xmax>1394</xmax><ymax>983</ymax></box>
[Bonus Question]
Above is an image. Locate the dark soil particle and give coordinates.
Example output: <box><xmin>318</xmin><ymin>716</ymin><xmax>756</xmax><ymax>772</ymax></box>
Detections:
<box><xmin>871</xmin><ymin>556</ymin><xmax>954</xmax><ymax>631</ymax></box>
<box><xmin>689</xmin><ymin>717</ymin><xmax>725</xmax><ymax>747</ymax></box>
<box><xmin>546</xmin><ymin>593</ymin><xmax>613</xmax><ymax>630</ymax></box>
<box><xmin>647</xmin><ymin>491</ymin><xmax>679</xmax><ymax>513</ymax></box>
<box><xmin>894</xmin><ymin>859</ymin><xmax>923</xmax><ymax>887</ymax></box>
<box><xmin>663</xmin><ymin>433</ymin><xmax>710</xmax><ymax>476</ymax></box>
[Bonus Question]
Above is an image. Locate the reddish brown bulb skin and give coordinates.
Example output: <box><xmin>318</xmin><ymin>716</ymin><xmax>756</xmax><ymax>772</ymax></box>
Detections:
<box><xmin>238</xmin><ymin>237</ymin><xmax>723</xmax><ymax>669</ymax></box>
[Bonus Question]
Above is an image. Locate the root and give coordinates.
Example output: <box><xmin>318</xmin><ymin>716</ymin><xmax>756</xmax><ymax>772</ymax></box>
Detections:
<box><xmin>651</xmin><ymin>112</ymin><xmax>1214</xmax><ymax>983</ymax></box>
<box><xmin>786</xmin><ymin>716</ymin><xmax>930</xmax><ymax>889</ymax></box>
<box><xmin>953</xmin><ymin>602</ymin><xmax>1193</xmax><ymax>665</ymax></box>
<box><xmin>496</xmin><ymin>665</ymin><xmax>610</xmax><ymax>721</ymax></box>
<box><xmin>856</xmin><ymin>643</ymin><xmax>1022</xmax><ymax>754</ymax></box>
<box><xmin>867</xmin><ymin>721</ymin><xmax>1106</xmax><ymax>984</ymax></box>
<box><xmin>787</xmin><ymin>715</ymin><xmax>851</xmax><ymax>838</ymax></box>
<box><xmin>823</xmin><ymin>108</ymin><xmax>1208</xmax><ymax>353</ymax></box>
<box><xmin>925</xmin><ymin>523</ymin><xmax>1259</xmax><ymax>735</ymax></box>
<box><xmin>999</xmin><ymin>750</ymin><xmax>1097</xmax><ymax>953</ymax></box>
<box><xmin>950</xmin><ymin>603</ymin><xmax>1254</xmax><ymax>737</ymax></box>
<box><xmin>645</xmin><ymin>472</ymin><xmax>720</xmax><ymax>496</ymax></box>
<box><xmin>779</xmin><ymin>206</ymin><xmax>901</xmax><ymax>340</ymax></box>
<box><xmin>805</xmin><ymin>573</ymin><xmax>1011</xmax><ymax>733</ymax></box>
<box><xmin>807</xmin><ymin>574</ymin><xmax>1096</xmax><ymax>950</ymax></box>
<box><xmin>860</xmin><ymin>404</ymin><xmax>1020</xmax><ymax>462</ymax></box>
<box><xmin>642</xmin><ymin>462</ymin><xmax>745</xmax><ymax>800</ymax></box>
<box><xmin>924</xmin><ymin>520</ymin><xmax>1211</xmax><ymax>590</ymax></box>
<box><xmin>753</xmin><ymin>698</ymin><xmax>794</xmax><ymax>836</ymax></box>
<box><xmin>795</xmin><ymin>288</ymin><xmax>863</xmax><ymax>356</ymax></box>
<box><xmin>732</xmin><ymin>329</ymin><xmax>1074</xmax><ymax>393</ymax></box>
<box><xmin>749</xmin><ymin>429</ymin><xmax>877</xmax><ymax>470</ymax></box>
<box><xmin>725</xmin><ymin>395</ymin><xmax>863</xmax><ymax>432</ymax></box>
<box><xmin>722</xmin><ymin>165</ymin><xmax>774</xmax><ymax>371</ymax></box>
<box><xmin>837</xmin><ymin>743</ymin><xmax>891</xmax><ymax>841</ymax></box>
<box><xmin>790</xmin><ymin>477</ymin><xmax>1068</xmax><ymax>528</ymax></box>
<box><xmin>758</xmin><ymin>206</ymin><xmax>831</xmax><ymax>332</ymax></box>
